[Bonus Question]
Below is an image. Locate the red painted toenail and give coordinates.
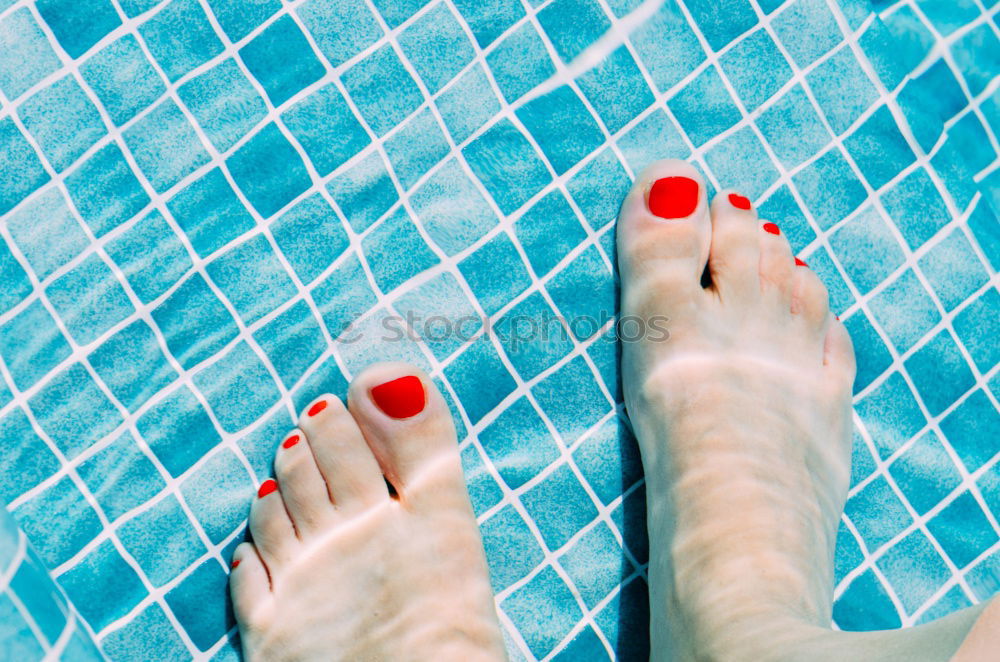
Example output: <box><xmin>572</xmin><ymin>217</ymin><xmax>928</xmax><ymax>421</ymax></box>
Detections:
<box><xmin>307</xmin><ymin>400</ymin><xmax>327</xmax><ymax>417</ymax></box>
<box><xmin>648</xmin><ymin>177</ymin><xmax>699</xmax><ymax>219</ymax></box>
<box><xmin>231</xmin><ymin>559</ymin><xmax>241</xmax><ymax>569</ymax></box>
<box><xmin>728</xmin><ymin>193</ymin><xmax>751</xmax><ymax>210</ymax></box>
<box><xmin>371</xmin><ymin>375</ymin><xmax>425</xmax><ymax>419</ymax></box>
<box><xmin>795</xmin><ymin>257</ymin><xmax>807</xmax><ymax>267</ymax></box>
<box><xmin>763</xmin><ymin>222</ymin><xmax>780</xmax><ymax>235</ymax></box>
<box><xmin>282</xmin><ymin>434</ymin><xmax>300</xmax><ymax>449</ymax></box>
<box><xmin>257</xmin><ymin>479</ymin><xmax>278</xmax><ymax>498</ymax></box>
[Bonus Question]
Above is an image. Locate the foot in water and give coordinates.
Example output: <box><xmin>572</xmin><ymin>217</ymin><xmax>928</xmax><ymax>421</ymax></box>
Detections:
<box><xmin>229</xmin><ymin>364</ymin><xmax>506</xmax><ymax>662</ymax></box>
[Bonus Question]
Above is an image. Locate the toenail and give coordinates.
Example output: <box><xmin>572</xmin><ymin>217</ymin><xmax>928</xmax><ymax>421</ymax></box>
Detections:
<box><xmin>258</xmin><ymin>479</ymin><xmax>278</xmax><ymax>498</ymax></box>
<box><xmin>763</xmin><ymin>222</ymin><xmax>780</xmax><ymax>235</ymax></box>
<box><xmin>231</xmin><ymin>559</ymin><xmax>241</xmax><ymax>569</ymax></box>
<box><xmin>307</xmin><ymin>400</ymin><xmax>327</xmax><ymax>417</ymax></box>
<box><xmin>648</xmin><ymin>177</ymin><xmax>699</xmax><ymax>219</ymax></box>
<box><xmin>728</xmin><ymin>193</ymin><xmax>751</xmax><ymax>210</ymax></box>
<box><xmin>795</xmin><ymin>257</ymin><xmax>807</xmax><ymax>267</ymax></box>
<box><xmin>371</xmin><ymin>375</ymin><xmax>426</xmax><ymax>419</ymax></box>
<box><xmin>282</xmin><ymin>434</ymin><xmax>300</xmax><ymax>449</ymax></box>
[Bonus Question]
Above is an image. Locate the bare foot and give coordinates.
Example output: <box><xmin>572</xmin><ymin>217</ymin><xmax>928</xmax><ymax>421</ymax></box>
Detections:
<box><xmin>617</xmin><ymin>160</ymin><xmax>856</xmax><ymax>660</ymax></box>
<box><xmin>229</xmin><ymin>364</ymin><xmax>506</xmax><ymax>662</ymax></box>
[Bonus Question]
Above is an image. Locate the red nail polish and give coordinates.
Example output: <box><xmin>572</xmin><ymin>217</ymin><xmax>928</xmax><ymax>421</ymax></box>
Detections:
<box><xmin>371</xmin><ymin>375</ymin><xmax>425</xmax><ymax>419</ymax></box>
<box><xmin>282</xmin><ymin>434</ymin><xmax>300</xmax><ymax>449</ymax></box>
<box><xmin>728</xmin><ymin>193</ymin><xmax>751</xmax><ymax>210</ymax></box>
<box><xmin>257</xmin><ymin>479</ymin><xmax>278</xmax><ymax>498</ymax></box>
<box><xmin>307</xmin><ymin>400</ymin><xmax>327</xmax><ymax>417</ymax></box>
<box><xmin>231</xmin><ymin>559</ymin><xmax>241</xmax><ymax>569</ymax></box>
<box><xmin>763</xmin><ymin>222</ymin><xmax>780</xmax><ymax>235</ymax></box>
<box><xmin>795</xmin><ymin>257</ymin><xmax>807</xmax><ymax>267</ymax></box>
<box><xmin>648</xmin><ymin>177</ymin><xmax>699</xmax><ymax>219</ymax></box>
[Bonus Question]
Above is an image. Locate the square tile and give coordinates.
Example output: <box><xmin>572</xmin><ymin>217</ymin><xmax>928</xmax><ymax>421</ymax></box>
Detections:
<box><xmin>326</xmin><ymin>150</ymin><xmax>398</xmax><ymax>233</ymax></box>
<box><xmin>844</xmin><ymin>310</ymin><xmax>894</xmax><ymax>394</ymax></box>
<box><xmin>479</xmin><ymin>396</ymin><xmax>561</xmax><ymax>490</ymax></box>
<box><xmin>80</xmin><ymin>35</ymin><xmax>166</xmax><ymax>126</ymax></box>
<box><xmin>124</xmin><ymin>98</ymin><xmax>211</xmax><ymax>192</ymax></box>
<box><xmin>485</xmin><ymin>22</ymin><xmax>556</xmax><ymax>103</ymax></box>
<box><xmin>889</xmin><ymin>430</ymin><xmax>963</xmax><ymax>516</ymax></box>
<box><xmin>940</xmin><ymin>389</ymin><xmax>1000</xmax><ymax>474</ymax></box>
<box><xmin>394</xmin><ymin>272</ymin><xmax>479</xmax><ymax>360</ymax></box>
<box><xmin>617</xmin><ymin>109</ymin><xmax>690</xmax><ymax>173</ymax></box>
<box><xmin>0</xmin><ymin>242</ymin><xmax>32</xmax><ymax>316</ymax></box>
<box><xmin>444</xmin><ymin>335</ymin><xmax>517</xmax><ymax>424</ymax></box>
<box><xmin>254</xmin><ymin>300</ymin><xmax>326</xmax><ymax>389</ymax></box>
<box><xmin>0</xmin><ymin>409</ymin><xmax>61</xmax><ymax>505</ymax></box>
<box><xmin>119</xmin><ymin>0</ymin><xmax>161</xmax><ymax>16</ymax></box>
<box><xmin>859</xmin><ymin>6</ymin><xmax>934</xmax><ymax>90</ymax></box>
<box><xmin>106</xmin><ymin>210</ymin><xmax>192</xmax><ymax>304</ymax></box>
<box><xmin>46</xmin><ymin>254</ymin><xmax>134</xmax><ymax>345</ymax></box>
<box><xmin>227</xmin><ymin>123</ymin><xmax>312</xmax><ymax>218</ymax></box>
<box><xmin>905</xmin><ymin>329</ymin><xmax>977</xmax><ymax>416</ymax></box>
<box><xmin>829</xmin><ymin>207</ymin><xmax>905</xmax><ymax>295</ymax></box>
<box><xmin>206</xmin><ymin>234</ymin><xmax>298</xmax><ymax>324</ymax></box>
<box><xmin>458</xmin><ymin>233</ymin><xmax>532</xmax><ymax>316</ymax></box>
<box><xmin>897</xmin><ymin>60</ymin><xmax>965</xmax><ymax>152</ymax></box>
<box><xmin>89</xmin><ymin>320</ymin><xmax>178</xmax><ymax>411</ymax></box>
<box><xmin>496</xmin><ymin>292</ymin><xmax>575</xmax><ymax>381</ymax></box>
<box><xmin>138</xmin><ymin>385</ymin><xmax>221</xmax><ymax>477</ymax></box>
<box><xmin>501</xmin><ymin>565</ymin><xmax>582</xmax><ymax>658</ymax></box>
<box><xmin>271</xmin><ymin>193</ymin><xmax>349</xmax><ymax>284</ymax></box>
<box><xmin>576</xmin><ymin>46</ymin><xmax>653</xmax><ymax>134</ymax></box>
<box><xmin>384</xmin><ymin>108</ymin><xmax>450</xmax><ymax>189</ymax></box>
<box><xmin>536</xmin><ymin>0</ymin><xmax>611</xmax><ymax>64</ymax></box>
<box><xmin>844</xmin><ymin>105</ymin><xmax>917</xmax><ymax>190</ymax></box>
<box><xmin>758</xmin><ymin>84</ymin><xmax>830</xmax><ymax>168</ymax></box>
<box><xmin>791</xmin><ymin>147</ymin><xmax>866</xmax><ymax>230</ymax></box>
<box><xmin>463</xmin><ymin>118</ymin><xmax>552</xmax><ymax>214</ymax></box>
<box><xmin>953</xmin><ymin>287</ymin><xmax>1000</xmax><ymax>374</ymax></box>
<box><xmin>558</xmin><ymin>522</ymin><xmax>628</xmax><ymax>609</ymax></box>
<box><xmin>0</xmin><ymin>300</ymin><xmax>72</xmax><ymax>391</ymax></box>
<box><xmin>917</xmin><ymin>585</ymin><xmax>973</xmax><ymax>625</ymax></box>
<box><xmin>929</xmin><ymin>138</ymin><xmax>977</xmax><ymax>212</ymax></box>
<box><xmin>296</xmin><ymin>0</ymin><xmax>382</xmax><ymax>68</ymax></box>
<box><xmin>57</xmin><ymin>540</ymin><xmax>146</xmax><ymax>633</ymax></box>
<box><xmin>118</xmin><ymin>494</ymin><xmax>206</xmax><ymax>586</ymax></box>
<box><xmin>20</xmin><ymin>75</ymin><xmax>106</xmax><ymax>173</ymax></box>
<box><xmin>845</xmin><ymin>475</ymin><xmax>912</xmax><ymax>553</ymax></box>
<box><xmin>567</xmin><ymin>149</ymin><xmax>631</xmax><ymax>231</ymax></box>
<box><xmin>65</xmin><ymin>142</ymin><xmax>150</xmax><ymax>237</ymax></box>
<box><xmin>151</xmin><ymin>272</ymin><xmax>239</xmax><ymax>369</ymax></box>
<box><xmin>180</xmin><ymin>448</ymin><xmax>254</xmax><ymax>544</ymax></box>
<box><xmin>361</xmin><ymin>207</ymin><xmax>439</xmax><ymax>293</ymax></box>
<box><xmin>915</xmin><ymin>0</ymin><xmax>980</xmax><ymax>38</ymax></box>
<box><xmin>918</xmin><ymin>228</ymin><xmax>990</xmax><ymax>312</ymax></box>
<box><xmin>573</xmin><ymin>416</ymin><xmax>642</xmax><ymax>505</ymax></box>
<box><xmin>966</xmin><ymin>201</ymin><xmax>1000</xmax><ymax>272</ymax></box>
<box><xmin>369</xmin><ymin>0</ymin><xmax>427</xmax><ymax>28</ymax></box>
<box><xmin>630</xmin><ymin>1</ymin><xmax>704</xmax><ymax>92</ymax></box>
<box><xmin>704</xmin><ymin>127</ymin><xmax>780</xmax><ymax>200</ymax></box>
<box><xmin>950</xmin><ymin>22</ymin><xmax>1000</xmax><ymax>97</ymax></box>
<box><xmin>948</xmin><ymin>113</ymin><xmax>995</xmax><ymax>176</ymax></box>
<box><xmin>29</xmin><ymin>362</ymin><xmax>122</xmax><ymax>459</ymax></box>
<box><xmin>683</xmin><ymin>0</ymin><xmax>757</xmax><ymax>51</ymax></box>
<box><xmin>516</xmin><ymin>190</ymin><xmax>587</xmax><ymax>277</ymax></box>
<box><xmin>881</xmin><ymin>167</ymin><xmax>950</xmax><ymax>251</ymax></box>
<box><xmin>193</xmin><ymin>341</ymin><xmax>281</xmax><ymax>433</ymax></box>
<box><xmin>5</xmin><ymin>188</ymin><xmax>89</xmax><ymax>281</ymax></box>
<box><xmin>452</xmin><ymin>0</ymin><xmax>523</xmax><ymax>48</ymax></box>
<box><xmin>77</xmin><ymin>432</ymin><xmax>165</xmax><ymax>522</ymax></box>
<box><xmin>876</xmin><ymin>529</ymin><xmax>951</xmax><ymax>615</ymax></box>
<box><xmin>669</xmin><ymin>66</ymin><xmax>742</xmax><ymax>148</ymax></box>
<box><xmin>807</xmin><ymin>47</ymin><xmax>878</xmax><ymax>135</ymax></box>
<box><xmin>518</xmin><ymin>85</ymin><xmax>605</xmax><ymax>175</ymax></box>
<box><xmin>13</xmin><ymin>476</ymin><xmax>102</xmax><ymax>568</ymax></box>
<box><xmin>239</xmin><ymin>15</ymin><xmax>325</xmax><ymax>107</ymax></box>
<box><xmin>719</xmin><ymin>28</ymin><xmax>792</xmax><ymax>111</ymax></box>
<box><xmin>101</xmin><ymin>604</ymin><xmax>188</xmax><ymax>662</ymax></box>
<box><xmin>205</xmin><ymin>0</ymin><xmax>281</xmax><ymax>42</ymax></box>
<box><xmin>398</xmin><ymin>3</ymin><xmax>474</xmax><ymax>94</ymax></box>
<box><xmin>36</xmin><ymin>0</ymin><xmax>121</xmax><ymax>59</ymax></box>
<box><xmin>547</xmin><ymin>246</ymin><xmax>615</xmax><ymax>341</ymax></box>
<box><xmin>178</xmin><ymin>58</ymin><xmax>268</xmax><ymax>153</ymax></box>
<box><xmin>0</xmin><ymin>117</ymin><xmax>50</xmax><ymax>216</ymax></box>
<box><xmin>869</xmin><ymin>269</ymin><xmax>940</xmax><ymax>354</ymax></box>
<box><xmin>283</xmin><ymin>84</ymin><xmax>369</xmax><ymax>177</ymax></box>
<box><xmin>342</xmin><ymin>44</ymin><xmax>423</xmax><ymax>136</ymax></box>
<box><xmin>335</xmin><ymin>305</ymin><xmax>429</xmax><ymax>374</ymax></box>
<box><xmin>480</xmin><ymin>505</ymin><xmax>545</xmax><ymax>592</ymax></box>
<box><xmin>8</xmin><ymin>554</ymin><xmax>68</xmax><ymax>647</ymax></box>
<box><xmin>856</xmin><ymin>370</ymin><xmax>926</xmax><ymax>460</ymax></box>
<box><xmin>311</xmin><ymin>251</ymin><xmax>377</xmax><ymax>338</ymax></box>
<box><xmin>772</xmin><ymin>0</ymin><xmax>842</xmax><ymax>68</ymax></box>
<box><xmin>926</xmin><ymin>492</ymin><xmax>999</xmax><ymax>569</ymax></box>
<box><xmin>411</xmin><ymin>158</ymin><xmax>497</xmax><ymax>255</ymax></box>
<box><xmin>167</xmin><ymin>168</ymin><xmax>256</xmax><ymax>257</ymax></box>
<box><xmin>139</xmin><ymin>0</ymin><xmax>224</xmax><ymax>82</ymax></box>
<box><xmin>436</xmin><ymin>63</ymin><xmax>501</xmax><ymax>144</ymax></box>
<box><xmin>0</xmin><ymin>8</ymin><xmax>61</xmax><ymax>100</ymax></box>
<box><xmin>533</xmin><ymin>357</ymin><xmax>612</xmax><ymax>443</ymax></box>
<box><xmin>164</xmin><ymin>560</ymin><xmax>231</xmax><ymax>651</ymax></box>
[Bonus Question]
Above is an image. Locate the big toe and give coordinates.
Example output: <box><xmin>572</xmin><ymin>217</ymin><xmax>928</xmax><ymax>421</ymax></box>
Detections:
<box><xmin>347</xmin><ymin>363</ymin><xmax>468</xmax><ymax>510</ymax></box>
<box><xmin>617</xmin><ymin>159</ymin><xmax>712</xmax><ymax>319</ymax></box>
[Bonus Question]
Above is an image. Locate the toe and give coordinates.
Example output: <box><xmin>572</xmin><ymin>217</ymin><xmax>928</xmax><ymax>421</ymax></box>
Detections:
<box><xmin>708</xmin><ymin>189</ymin><xmax>760</xmax><ymax>301</ymax></box>
<box><xmin>617</xmin><ymin>159</ymin><xmax>712</xmax><ymax>318</ymax></box>
<box><xmin>347</xmin><ymin>363</ymin><xmax>469</xmax><ymax>509</ymax></box>
<box><xmin>230</xmin><ymin>542</ymin><xmax>271</xmax><ymax>629</ymax></box>
<box><xmin>297</xmin><ymin>395</ymin><xmax>388</xmax><ymax>511</ymax></box>
<box><xmin>248</xmin><ymin>478</ymin><xmax>298</xmax><ymax>572</ymax></box>
<box><xmin>791</xmin><ymin>262</ymin><xmax>830</xmax><ymax>328</ymax></box>
<box><xmin>273</xmin><ymin>429</ymin><xmax>337</xmax><ymax>536</ymax></box>
<box><xmin>757</xmin><ymin>221</ymin><xmax>794</xmax><ymax>303</ymax></box>
<box><xmin>824</xmin><ymin>318</ymin><xmax>857</xmax><ymax>384</ymax></box>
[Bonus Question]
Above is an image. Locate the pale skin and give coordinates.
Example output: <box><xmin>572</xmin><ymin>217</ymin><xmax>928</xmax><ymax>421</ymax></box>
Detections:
<box><xmin>229</xmin><ymin>159</ymin><xmax>997</xmax><ymax>661</ymax></box>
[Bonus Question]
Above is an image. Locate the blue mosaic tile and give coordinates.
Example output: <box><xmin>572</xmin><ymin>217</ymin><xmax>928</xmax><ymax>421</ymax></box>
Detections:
<box><xmin>918</xmin><ymin>228</ymin><xmax>990</xmax><ymax>312</ymax></box>
<box><xmin>758</xmin><ymin>84</ymin><xmax>830</xmax><ymax>169</ymax></box>
<box><xmin>192</xmin><ymin>341</ymin><xmax>281</xmax><ymax>433</ymax></box>
<box><xmin>881</xmin><ymin>167</ymin><xmax>951</xmax><ymax>251</ymax></box>
<box><xmin>283</xmin><ymin>84</ymin><xmax>369</xmax><ymax>177</ymax></box>
<box><xmin>106</xmin><ymin>211</ymin><xmax>192</xmax><ymax>304</ymax></box>
<box><xmin>0</xmin><ymin>409</ymin><xmax>60</xmax><ymax>504</ymax></box>
<box><xmin>139</xmin><ymin>0</ymin><xmax>224</xmax><ymax>82</ymax></box>
<box><xmin>20</xmin><ymin>75</ymin><xmax>105</xmax><ymax>173</ymax></box>
<box><xmin>445</xmin><ymin>335</ymin><xmax>518</xmax><ymax>424</ymax></box>
<box><xmin>65</xmin><ymin>142</ymin><xmax>150</xmax><ymax>238</ymax></box>
<box><xmin>398</xmin><ymin>3</ymin><xmax>474</xmax><ymax>94</ymax></box>
<box><xmin>46</xmin><ymin>254</ymin><xmax>134</xmax><ymax>345</ymax></box>
<box><xmin>905</xmin><ymin>329</ymin><xmax>977</xmax><ymax>416</ymax></box>
<box><xmin>165</xmin><ymin>559</ymin><xmax>232</xmax><ymax>651</ymax></box>
<box><xmin>151</xmin><ymin>272</ymin><xmax>239</xmax><ymax>370</ymax></box>
<box><xmin>119</xmin><ymin>494</ymin><xmax>206</xmax><ymax>586</ymax></box>
<box><xmin>361</xmin><ymin>206</ymin><xmax>439</xmax><ymax>293</ymax></box>
<box><xmin>670</xmin><ymin>65</ymin><xmax>741</xmax><ymax>148</ymax></box>
<box><xmin>927</xmin><ymin>492</ymin><xmax>999</xmax><ymax>569</ymax></box>
<box><xmin>138</xmin><ymin>385</ymin><xmax>221</xmax><ymax>477</ymax></box>
<box><xmin>227</xmin><ymin>123</ymin><xmax>311</xmax><ymax>218</ymax></box>
<box><xmin>486</xmin><ymin>22</ymin><xmax>556</xmax><ymax>103</ymax></box>
<box><xmin>833</xmin><ymin>569</ymin><xmax>902</xmax><ymax>630</ymax></box>
<box><xmin>0</xmin><ymin>8</ymin><xmax>61</xmax><ymax>100</ymax></box>
<box><xmin>178</xmin><ymin>58</ymin><xmax>269</xmax><ymax>154</ymax></box>
<box><xmin>437</xmin><ymin>63</ymin><xmax>502</xmax><ymax>144</ymax></box>
<box><xmin>326</xmin><ymin>150</ymin><xmax>398</xmax><ymax>233</ymax></box>
<box><xmin>36</xmin><ymin>0</ymin><xmax>120</xmax><ymax>59</ymax></box>
<box><xmin>502</xmin><ymin>564</ymin><xmax>583</xmax><ymax>658</ymax></box>
<box><xmin>537</xmin><ymin>0</ymin><xmax>611</xmax><ymax>64</ymax></box>
<box><xmin>631</xmin><ymin>1</ymin><xmax>703</xmax><ymax>92</ymax></box>
<box><xmin>808</xmin><ymin>46</ymin><xmax>879</xmax><ymax>135</ymax></box>
<box><xmin>181</xmin><ymin>448</ymin><xmax>254</xmax><ymax>544</ymax></box>
<box><xmin>940</xmin><ymin>389</ymin><xmax>1000</xmax><ymax>474</ymax></box>
<box><xmin>101</xmin><ymin>603</ymin><xmax>189</xmax><ymax>661</ymax></box>
<box><xmin>311</xmin><ymin>251</ymin><xmax>377</xmax><ymax>338</ymax></box>
<box><xmin>720</xmin><ymin>28</ymin><xmax>792</xmax><ymax>111</ymax></box>
<box><xmin>342</xmin><ymin>44</ymin><xmax>422</xmax><ymax>137</ymax></box>
<box><xmin>773</xmin><ymin>0</ymin><xmax>842</xmax><ymax>68</ymax></box>
<box><xmin>0</xmin><ymin>118</ymin><xmax>50</xmax><ymax>216</ymax></box>
<box><xmin>80</xmin><ymin>34</ymin><xmax>166</xmax><ymax>126</ymax></box>
<box><xmin>254</xmin><ymin>301</ymin><xmax>326</xmax><ymax>389</ymax></box>
<box><xmin>207</xmin><ymin>234</ymin><xmax>298</xmax><ymax>324</ymax></box>
<box><xmin>89</xmin><ymin>320</ymin><xmax>178</xmax><ymax>411</ymax></box>
<box><xmin>453</xmin><ymin>0</ymin><xmax>523</xmax><ymax>48</ymax></box>
<box><xmin>412</xmin><ymin>158</ymin><xmax>497</xmax><ymax>255</ymax></box>
<box><xmin>77</xmin><ymin>432</ymin><xmax>166</xmax><ymax>522</ymax></box>
<box><xmin>845</xmin><ymin>475</ymin><xmax>912</xmax><ymax>553</ymax></box>
<box><xmin>481</xmin><ymin>505</ymin><xmax>544</xmax><ymax>592</ymax></box>
<box><xmin>13</xmin><ymin>475</ymin><xmax>102</xmax><ymax>567</ymax></box>
<box><xmin>458</xmin><ymin>232</ymin><xmax>533</xmax><ymax>315</ymax></box>
<box><xmin>0</xmin><ymin>300</ymin><xmax>71</xmax><ymax>391</ymax></box>
<box><xmin>168</xmin><ymin>167</ymin><xmax>256</xmax><ymax>258</ymax></box>
<box><xmin>29</xmin><ymin>362</ymin><xmax>121</xmax><ymax>460</ymax></box>
<box><xmin>384</xmin><ymin>107</ymin><xmax>450</xmax><ymax>189</ymax></box>
<box><xmin>240</xmin><ymin>15</ymin><xmax>325</xmax><ymax>107</ymax></box>
<box><xmin>5</xmin><ymin>188</ymin><xmax>88</xmax><ymax>281</ymax></box>
<box><xmin>515</xmin><ymin>190</ymin><xmax>587</xmax><ymax>277</ymax></box>
<box><xmin>297</xmin><ymin>0</ymin><xmax>382</xmax><ymax>68</ymax></box>
<box><xmin>684</xmin><ymin>0</ymin><xmax>757</xmax><ymax>51</ymax></box>
<box><xmin>206</xmin><ymin>0</ymin><xmax>280</xmax><ymax>42</ymax></box>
